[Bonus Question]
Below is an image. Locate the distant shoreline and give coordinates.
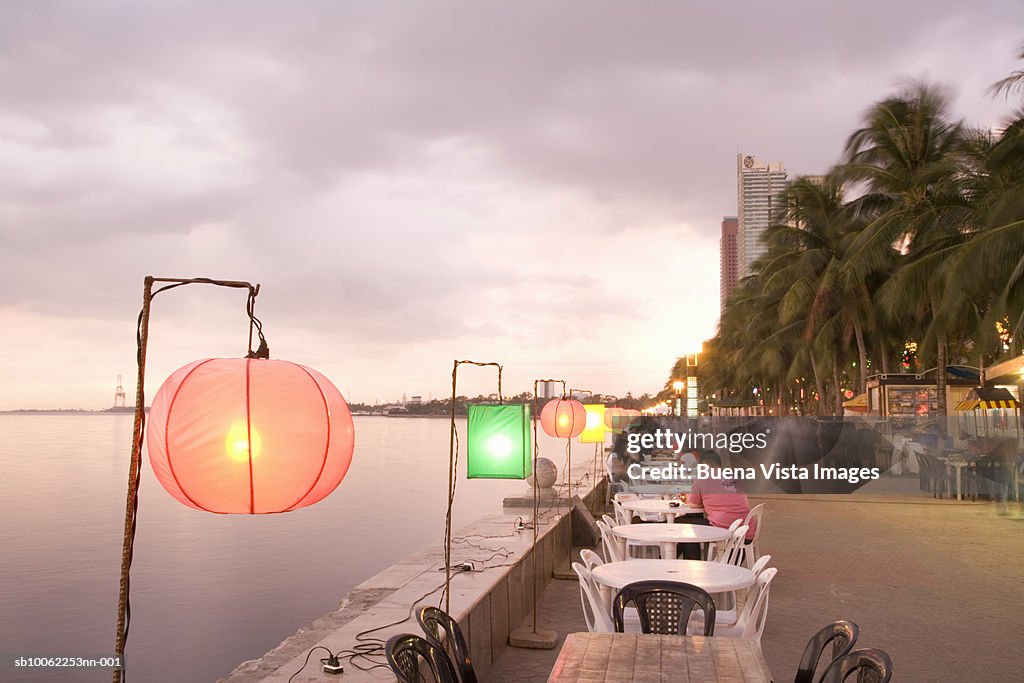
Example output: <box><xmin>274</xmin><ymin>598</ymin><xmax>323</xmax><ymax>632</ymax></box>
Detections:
<box><xmin>0</xmin><ymin>409</ymin><xmax>451</xmax><ymax>417</ymax></box>
<box><xmin>0</xmin><ymin>408</ymin><xmax>143</xmax><ymax>415</ymax></box>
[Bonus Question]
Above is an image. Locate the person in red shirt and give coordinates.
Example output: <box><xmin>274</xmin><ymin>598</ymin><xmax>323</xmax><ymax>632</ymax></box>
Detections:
<box><xmin>678</xmin><ymin>450</ymin><xmax>755</xmax><ymax>559</ymax></box>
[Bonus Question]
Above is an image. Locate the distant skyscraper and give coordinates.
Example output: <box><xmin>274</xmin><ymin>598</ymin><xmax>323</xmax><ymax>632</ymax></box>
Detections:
<box><xmin>541</xmin><ymin>381</ymin><xmax>558</xmax><ymax>400</ymax></box>
<box><xmin>719</xmin><ymin>216</ymin><xmax>739</xmax><ymax>311</ymax></box>
<box><xmin>737</xmin><ymin>153</ymin><xmax>787</xmax><ymax>277</ymax></box>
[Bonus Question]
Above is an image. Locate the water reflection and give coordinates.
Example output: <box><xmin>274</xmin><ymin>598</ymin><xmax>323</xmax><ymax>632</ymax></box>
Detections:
<box><xmin>0</xmin><ymin>414</ymin><xmax>574</xmax><ymax>682</ymax></box>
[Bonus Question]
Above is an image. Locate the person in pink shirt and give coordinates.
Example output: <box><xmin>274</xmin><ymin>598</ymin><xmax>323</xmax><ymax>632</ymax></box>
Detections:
<box><xmin>678</xmin><ymin>450</ymin><xmax>755</xmax><ymax>559</ymax></box>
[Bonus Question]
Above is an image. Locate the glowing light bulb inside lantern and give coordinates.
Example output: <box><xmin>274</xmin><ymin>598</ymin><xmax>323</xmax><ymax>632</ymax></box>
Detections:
<box><xmin>487</xmin><ymin>434</ymin><xmax>513</xmax><ymax>460</ymax></box>
<box><xmin>225</xmin><ymin>421</ymin><xmax>263</xmax><ymax>463</ymax></box>
<box><xmin>586</xmin><ymin>411</ymin><xmax>601</xmax><ymax>428</ymax></box>
<box><xmin>558</xmin><ymin>414</ymin><xmax>570</xmax><ymax>427</ymax></box>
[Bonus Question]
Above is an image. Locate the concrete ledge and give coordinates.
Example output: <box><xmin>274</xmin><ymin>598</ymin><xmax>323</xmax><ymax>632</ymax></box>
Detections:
<box><xmin>219</xmin><ymin>466</ymin><xmax>605</xmax><ymax>682</ymax></box>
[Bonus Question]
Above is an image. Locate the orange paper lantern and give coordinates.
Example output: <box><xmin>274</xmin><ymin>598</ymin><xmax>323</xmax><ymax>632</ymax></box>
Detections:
<box><xmin>604</xmin><ymin>406</ymin><xmax>633</xmax><ymax>431</ymax></box>
<box><xmin>146</xmin><ymin>358</ymin><xmax>354</xmax><ymax>514</ymax></box>
<box><xmin>540</xmin><ymin>398</ymin><xmax>586</xmax><ymax>438</ymax></box>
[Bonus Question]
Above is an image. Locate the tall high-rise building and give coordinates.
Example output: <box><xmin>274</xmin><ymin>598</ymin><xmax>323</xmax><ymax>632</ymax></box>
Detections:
<box><xmin>737</xmin><ymin>153</ymin><xmax>787</xmax><ymax>277</ymax></box>
<box><xmin>719</xmin><ymin>216</ymin><xmax>739</xmax><ymax>311</ymax></box>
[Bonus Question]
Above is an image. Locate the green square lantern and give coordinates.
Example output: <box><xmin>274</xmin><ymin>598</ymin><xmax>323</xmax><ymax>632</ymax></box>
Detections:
<box><xmin>467</xmin><ymin>404</ymin><xmax>532</xmax><ymax>479</ymax></box>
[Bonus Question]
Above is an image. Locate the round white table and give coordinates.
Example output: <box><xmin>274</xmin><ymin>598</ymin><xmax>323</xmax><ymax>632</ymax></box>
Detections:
<box><xmin>612</xmin><ymin>524</ymin><xmax>729</xmax><ymax>560</ymax></box>
<box><xmin>590</xmin><ymin>559</ymin><xmax>755</xmax><ymax>605</ymax></box>
<box><xmin>618</xmin><ymin>498</ymin><xmax>703</xmax><ymax>522</ymax></box>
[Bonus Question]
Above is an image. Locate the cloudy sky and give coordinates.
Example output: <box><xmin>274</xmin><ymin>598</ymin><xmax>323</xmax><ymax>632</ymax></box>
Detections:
<box><xmin>2</xmin><ymin>1</ymin><xmax>1022</xmax><ymax>409</ymax></box>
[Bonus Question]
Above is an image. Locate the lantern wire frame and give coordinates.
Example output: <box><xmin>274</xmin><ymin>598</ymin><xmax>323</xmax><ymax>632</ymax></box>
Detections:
<box><xmin>114</xmin><ymin>276</ymin><xmax>267</xmax><ymax>683</ymax></box>
<box><xmin>524</xmin><ymin>378</ymin><xmax>568</xmax><ymax>643</ymax></box>
<box><xmin>566</xmin><ymin>389</ymin><xmax>596</xmax><ymax>546</ymax></box>
<box><xmin>442</xmin><ymin>360</ymin><xmax>504</xmax><ymax>615</ymax></box>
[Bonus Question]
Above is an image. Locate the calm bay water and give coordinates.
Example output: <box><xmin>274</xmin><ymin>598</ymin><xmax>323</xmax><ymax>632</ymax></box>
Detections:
<box><xmin>0</xmin><ymin>414</ymin><xmax>572</xmax><ymax>682</ymax></box>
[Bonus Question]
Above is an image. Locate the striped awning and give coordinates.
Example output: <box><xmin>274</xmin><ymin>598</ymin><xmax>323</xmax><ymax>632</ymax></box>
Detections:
<box><xmin>954</xmin><ymin>387</ymin><xmax>1020</xmax><ymax>412</ymax></box>
<box><xmin>955</xmin><ymin>398</ymin><xmax>979</xmax><ymax>412</ymax></box>
<box><xmin>979</xmin><ymin>399</ymin><xmax>1019</xmax><ymax>409</ymax></box>
<box><xmin>843</xmin><ymin>393</ymin><xmax>869</xmax><ymax>410</ymax></box>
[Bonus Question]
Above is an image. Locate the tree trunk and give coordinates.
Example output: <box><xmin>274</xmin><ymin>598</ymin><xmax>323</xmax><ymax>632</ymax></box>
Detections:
<box><xmin>880</xmin><ymin>342</ymin><xmax>891</xmax><ymax>374</ymax></box>
<box><xmin>853</xmin><ymin>318</ymin><xmax>868</xmax><ymax>394</ymax></box>
<box><xmin>810</xmin><ymin>352</ymin><xmax>827</xmax><ymax>416</ymax></box>
<box><xmin>936</xmin><ymin>332</ymin><xmax>948</xmax><ymax>446</ymax></box>
<box><xmin>832</xmin><ymin>359</ymin><xmax>843</xmax><ymax>416</ymax></box>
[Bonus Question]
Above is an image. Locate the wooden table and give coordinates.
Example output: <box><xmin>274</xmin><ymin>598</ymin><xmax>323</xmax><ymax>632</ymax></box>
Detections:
<box><xmin>547</xmin><ymin>632</ymin><xmax>773</xmax><ymax>682</ymax></box>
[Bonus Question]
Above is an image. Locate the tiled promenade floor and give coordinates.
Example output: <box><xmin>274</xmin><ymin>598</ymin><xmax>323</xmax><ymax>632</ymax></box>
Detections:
<box><xmin>488</xmin><ymin>488</ymin><xmax>1024</xmax><ymax>682</ymax></box>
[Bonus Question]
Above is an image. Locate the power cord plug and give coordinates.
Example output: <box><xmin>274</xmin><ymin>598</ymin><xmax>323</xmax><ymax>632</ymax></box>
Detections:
<box><xmin>321</xmin><ymin>654</ymin><xmax>344</xmax><ymax>675</ymax></box>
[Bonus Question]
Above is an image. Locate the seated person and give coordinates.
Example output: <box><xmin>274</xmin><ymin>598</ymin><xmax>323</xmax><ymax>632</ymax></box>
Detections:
<box><xmin>678</xmin><ymin>449</ymin><xmax>699</xmax><ymax>477</ymax></box>
<box><xmin>678</xmin><ymin>450</ymin><xmax>755</xmax><ymax>559</ymax></box>
<box><xmin>605</xmin><ymin>451</ymin><xmax>630</xmax><ymax>483</ymax></box>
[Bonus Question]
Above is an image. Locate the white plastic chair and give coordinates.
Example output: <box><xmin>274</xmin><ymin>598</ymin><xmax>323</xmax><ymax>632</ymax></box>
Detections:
<box><xmin>697</xmin><ymin>554</ymin><xmax>772</xmax><ymax>629</ymax></box>
<box><xmin>596</xmin><ymin>519</ymin><xmax>625</xmax><ymax>563</ymax></box>
<box><xmin>612</xmin><ymin>494</ymin><xmax>661</xmax><ymax>558</ymax></box>
<box><xmin>707</xmin><ymin>524</ymin><xmax>749</xmax><ymax>619</ymax></box>
<box><xmin>705</xmin><ymin>519</ymin><xmax>740</xmax><ymax>562</ymax></box>
<box><xmin>611</xmin><ymin>499</ymin><xmax>632</xmax><ymax>526</ymax></box>
<box><xmin>709</xmin><ymin>524</ymin><xmax>749</xmax><ymax>566</ymax></box>
<box><xmin>749</xmin><ymin>554</ymin><xmax>772</xmax><ymax>577</ymax></box>
<box><xmin>742</xmin><ymin>504</ymin><xmax>765</xmax><ymax>568</ymax></box>
<box><xmin>714</xmin><ymin>567</ymin><xmax>778</xmax><ymax>642</ymax></box>
<box><xmin>614</xmin><ymin>492</ymin><xmax>664</xmax><ymax>523</ymax></box>
<box><xmin>572</xmin><ymin>562</ymin><xmax>614</xmax><ymax>632</ymax></box>
<box><xmin>607</xmin><ymin>508</ymin><xmax>660</xmax><ymax>559</ymax></box>
<box><xmin>579</xmin><ymin>548</ymin><xmax>604</xmax><ymax>573</ymax></box>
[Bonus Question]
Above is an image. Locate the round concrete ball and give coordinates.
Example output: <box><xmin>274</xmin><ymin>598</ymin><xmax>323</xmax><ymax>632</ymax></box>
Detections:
<box><xmin>528</xmin><ymin>457</ymin><xmax>558</xmax><ymax>489</ymax></box>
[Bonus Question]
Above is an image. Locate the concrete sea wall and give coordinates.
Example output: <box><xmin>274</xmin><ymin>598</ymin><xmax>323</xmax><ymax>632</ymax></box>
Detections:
<box><xmin>220</xmin><ymin>465</ymin><xmax>604</xmax><ymax>682</ymax></box>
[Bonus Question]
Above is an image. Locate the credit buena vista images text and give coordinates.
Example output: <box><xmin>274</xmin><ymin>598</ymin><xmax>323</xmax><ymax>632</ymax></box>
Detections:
<box><xmin>628</xmin><ymin>462</ymin><xmax>882</xmax><ymax>485</ymax></box>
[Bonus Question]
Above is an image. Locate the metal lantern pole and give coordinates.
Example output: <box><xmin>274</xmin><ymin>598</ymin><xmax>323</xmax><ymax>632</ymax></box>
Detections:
<box><xmin>114</xmin><ymin>276</ymin><xmax>262</xmax><ymax>683</ymax></box>
<box><xmin>444</xmin><ymin>360</ymin><xmax>503</xmax><ymax>615</ymax></box>
<box><xmin>567</xmin><ymin>388</ymin><xmax>592</xmax><ymax>554</ymax></box>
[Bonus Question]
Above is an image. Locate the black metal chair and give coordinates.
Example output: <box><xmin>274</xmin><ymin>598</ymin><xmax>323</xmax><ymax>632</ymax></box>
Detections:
<box><xmin>793</xmin><ymin>620</ymin><xmax>859</xmax><ymax>683</ymax></box>
<box><xmin>612</xmin><ymin>580</ymin><xmax>716</xmax><ymax>636</ymax></box>
<box><xmin>922</xmin><ymin>452</ymin><xmax>952</xmax><ymax>498</ymax></box>
<box><xmin>875</xmin><ymin>444</ymin><xmax>894</xmax><ymax>472</ymax></box>
<box><xmin>819</xmin><ymin>647</ymin><xmax>893</xmax><ymax>683</ymax></box>
<box><xmin>385</xmin><ymin>633</ymin><xmax>460</xmax><ymax>683</ymax></box>
<box><xmin>416</xmin><ymin>606</ymin><xmax>478</xmax><ymax>683</ymax></box>
<box><xmin>973</xmin><ymin>454</ymin><xmax>1011</xmax><ymax>500</ymax></box>
<box><xmin>913</xmin><ymin>451</ymin><xmax>930</xmax><ymax>491</ymax></box>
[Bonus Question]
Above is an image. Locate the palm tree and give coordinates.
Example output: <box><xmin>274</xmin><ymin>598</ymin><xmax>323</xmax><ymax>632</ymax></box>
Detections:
<box><xmin>839</xmin><ymin>81</ymin><xmax>969</xmax><ymax>422</ymax></box>
<box><xmin>944</xmin><ymin>110</ymin><xmax>1024</xmax><ymax>347</ymax></box>
<box><xmin>989</xmin><ymin>42</ymin><xmax>1024</xmax><ymax>100</ymax></box>
<box><xmin>765</xmin><ymin>176</ymin><xmax>879</xmax><ymax>394</ymax></box>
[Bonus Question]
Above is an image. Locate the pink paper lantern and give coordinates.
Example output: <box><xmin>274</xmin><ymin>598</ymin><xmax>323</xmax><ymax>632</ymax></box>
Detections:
<box><xmin>604</xmin><ymin>406</ymin><xmax>627</xmax><ymax>430</ymax></box>
<box><xmin>146</xmin><ymin>358</ymin><xmax>354</xmax><ymax>514</ymax></box>
<box><xmin>540</xmin><ymin>398</ymin><xmax>586</xmax><ymax>439</ymax></box>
